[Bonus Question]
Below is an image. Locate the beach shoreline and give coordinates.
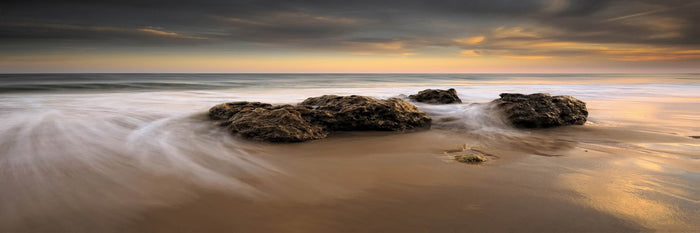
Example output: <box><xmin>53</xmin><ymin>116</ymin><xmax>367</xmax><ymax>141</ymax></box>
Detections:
<box><xmin>1</xmin><ymin>74</ymin><xmax>698</xmax><ymax>232</ymax></box>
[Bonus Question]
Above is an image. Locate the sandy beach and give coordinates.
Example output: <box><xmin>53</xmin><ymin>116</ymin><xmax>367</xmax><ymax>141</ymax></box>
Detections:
<box><xmin>130</xmin><ymin>119</ymin><xmax>698</xmax><ymax>232</ymax></box>
<box><xmin>1</xmin><ymin>74</ymin><xmax>698</xmax><ymax>232</ymax></box>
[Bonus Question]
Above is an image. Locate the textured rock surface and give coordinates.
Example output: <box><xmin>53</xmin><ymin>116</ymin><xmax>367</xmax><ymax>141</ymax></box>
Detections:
<box><xmin>209</xmin><ymin>96</ymin><xmax>431</xmax><ymax>142</ymax></box>
<box><xmin>408</xmin><ymin>88</ymin><xmax>462</xmax><ymax>104</ymax></box>
<box><xmin>209</xmin><ymin>102</ymin><xmax>327</xmax><ymax>142</ymax></box>
<box><xmin>454</xmin><ymin>153</ymin><xmax>487</xmax><ymax>163</ymax></box>
<box><xmin>209</xmin><ymin>102</ymin><xmax>272</xmax><ymax>120</ymax></box>
<box><xmin>301</xmin><ymin>95</ymin><xmax>432</xmax><ymax>131</ymax></box>
<box><xmin>493</xmin><ymin>93</ymin><xmax>588</xmax><ymax>128</ymax></box>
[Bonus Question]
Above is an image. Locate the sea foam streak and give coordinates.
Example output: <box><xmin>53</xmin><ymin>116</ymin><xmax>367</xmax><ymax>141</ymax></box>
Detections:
<box><xmin>0</xmin><ymin>92</ymin><xmax>277</xmax><ymax>230</ymax></box>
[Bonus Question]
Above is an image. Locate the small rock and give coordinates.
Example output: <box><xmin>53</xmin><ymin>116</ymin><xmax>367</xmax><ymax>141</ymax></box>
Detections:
<box><xmin>454</xmin><ymin>153</ymin><xmax>487</xmax><ymax>163</ymax></box>
<box><xmin>444</xmin><ymin>145</ymin><xmax>490</xmax><ymax>164</ymax></box>
<box><xmin>409</xmin><ymin>88</ymin><xmax>462</xmax><ymax>104</ymax></box>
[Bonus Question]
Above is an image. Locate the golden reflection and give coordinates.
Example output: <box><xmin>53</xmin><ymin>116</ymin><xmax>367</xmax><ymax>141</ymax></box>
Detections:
<box><xmin>558</xmin><ymin>160</ymin><xmax>688</xmax><ymax>230</ymax></box>
<box><xmin>599</xmin><ymin>102</ymin><xmax>657</xmax><ymax>123</ymax></box>
<box><xmin>634</xmin><ymin>160</ymin><xmax>664</xmax><ymax>172</ymax></box>
<box><xmin>588</xmin><ymin>99</ymin><xmax>700</xmax><ymax>136</ymax></box>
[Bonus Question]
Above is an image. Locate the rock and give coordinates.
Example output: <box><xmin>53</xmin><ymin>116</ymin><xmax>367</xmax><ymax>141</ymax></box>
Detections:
<box><xmin>209</xmin><ymin>102</ymin><xmax>327</xmax><ymax>142</ymax></box>
<box><xmin>493</xmin><ymin>93</ymin><xmax>588</xmax><ymax>128</ymax></box>
<box><xmin>444</xmin><ymin>145</ymin><xmax>489</xmax><ymax>163</ymax></box>
<box><xmin>453</xmin><ymin>153</ymin><xmax>487</xmax><ymax>163</ymax></box>
<box><xmin>300</xmin><ymin>95</ymin><xmax>432</xmax><ymax>131</ymax></box>
<box><xmin>208</xmin><ymin>102</ymin><xmax>272</xmax><ymax>120</ymax></box>
<box><xmin>408</xmin><ymin>88</ymin><xmax>462</xmax><ymax>104</ymax></box>
<box><xmin>209</xmin><ymin>95</ymin><xmax>431</xmax><ymax>142</ymax></box>
<box><xmin>300</xmin><ymin>95</ymin><xmax>376</xmax><ymax>109</ymax></box>
<box><xmin>224</xmin><ymin>105</ymin><xmax>328</xmax><ymax>142</ymax></box>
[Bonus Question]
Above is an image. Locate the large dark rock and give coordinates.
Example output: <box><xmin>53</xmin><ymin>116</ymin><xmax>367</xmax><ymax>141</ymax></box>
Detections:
<box><xmin>209</xmin><ymin>96</ymin><xmax>431</xmax><ymax>142</ymax></box>
<box><xmin>209</xmin><ymin>102</ymin><xmax>327</xmax><ymax>142</ymax></box>
<box><xmin>301</xmin><ymin>95</ymin><xmax>432</xmax><ymax>131</ymax></box>
<box><xmin>408</xmin><ymin>88</ymin><xmax>462</xmax><ymax>104</ymax></box>
<box><xmin>209</xmin><ymin>102</ymin><xmax>272</xmax><ymax>120</ymax></box>
<box><xmin>493</xmin><ymin>93</ymin><xmax>588</xmax><ymax>128</ymax></box>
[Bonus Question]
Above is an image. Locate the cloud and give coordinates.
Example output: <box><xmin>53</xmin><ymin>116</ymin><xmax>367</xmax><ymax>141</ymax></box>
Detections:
<box><xmin>0</xmin><ymin>0</ymin><xmax>698</xmax><ymax>61</ymax></box>
<box><xmin>214</xmin><ymin>11</ymin><xmax>367</xmax><ymax>42</ymax></box>
<box><xmin>460</xmin><ymin>50</ymin><xmax>481</xmax><ymax>56</ymax></box>
<box><xmin>137</xmin><ymin>28</ymin><xmax>178</xmax><ymax>37</ymax></box>
<box><xmin>455</xmin><ymin>36</ymin><xmax>485</xmax><ymax>45</ymax></box>
<box><xmin>533</xmin><ymin>0</ymin><xmax>700</xmax><ymax>45</ymax></box>
<box><xmin>137</xmin><ymin>27</ymin><xmax>208</xmax><ymax>40</ymax></box>
<box><xmin>502</xmin><ymin>55</ymin><xmax>552</xmax><ymax>59</ymax></box>
<box><xmin>456</xmin><ymin>27</ymin><xmax>700</xmax><ymax>61</ymax></box>
<box><xmin>491</xmin><ymin>27</ymin><xmax>541</xmax><ymax>39</ymax></box>
<box><xmin>0</xmin><ymin>22</ymin><xmax>210</xmax><ymax>45</ymax></box>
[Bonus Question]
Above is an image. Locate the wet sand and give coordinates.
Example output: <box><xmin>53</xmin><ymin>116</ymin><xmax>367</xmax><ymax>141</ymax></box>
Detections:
<box><xmin>130</xmin><ymin>124</ymin><xmax>698</xmax><ymax>233</ymax></box>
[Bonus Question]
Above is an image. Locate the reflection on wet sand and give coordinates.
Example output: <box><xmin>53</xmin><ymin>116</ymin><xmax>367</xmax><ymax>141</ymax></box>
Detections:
<box><xmin>558</xmin><ymin>145</ymin><xmax>699</xmax><ymax>231</ymax></box>
<box><xmin>132</xmin><ymin>130</ymin><xmax>638</xmax><ymax>232</ymax></box>
<box><xmin>587</xmin><ymin>98</ymin><xmax>700</xmax><ymax>136</ymax></box>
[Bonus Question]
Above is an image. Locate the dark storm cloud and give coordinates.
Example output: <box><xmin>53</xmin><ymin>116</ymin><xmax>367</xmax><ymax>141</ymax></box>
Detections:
<box><xmin>531</xmin><ymin>0</ymin><xmax>700</xmax><ymax>45</ymax></box>
<box><xmin>0</xmin><ymin>23</ymin><xmax>208</xmax><ymax>43</ymax></box>
<box><xmin>215</xmin><ymin>12</ymin><xmax>366</xmax><ymax>43</ymax></box>
<box><xmin>0</xmin><ymin>0</ymin><xmax>698</xmax><ymax>54</ymax></box>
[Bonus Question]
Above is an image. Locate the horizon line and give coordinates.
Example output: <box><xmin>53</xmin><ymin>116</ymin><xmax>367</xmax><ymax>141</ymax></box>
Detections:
<box><xmin>2</xmin><ymin>72</ymin><xmax>700</xmax><ymax>75</ymax></box>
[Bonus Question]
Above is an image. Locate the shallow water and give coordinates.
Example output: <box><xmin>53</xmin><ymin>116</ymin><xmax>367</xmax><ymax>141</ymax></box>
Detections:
<box><xmin>0</xmin><ymin>73</ymin><xmax>698</xmax><ymax>232</ymax></box>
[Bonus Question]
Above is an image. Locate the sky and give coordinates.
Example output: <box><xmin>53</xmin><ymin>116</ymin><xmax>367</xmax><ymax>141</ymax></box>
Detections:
<box><xmin>1</xmin><ymin>0</ymin><xmax>699</xmax><ymax>73</ymax></box>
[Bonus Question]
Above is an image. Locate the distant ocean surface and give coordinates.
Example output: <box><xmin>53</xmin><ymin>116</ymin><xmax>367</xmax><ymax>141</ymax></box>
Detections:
<box><xmin>0</xmin><ymin>73</ymin><xmax>698</xmax><ymax>104</ymax></box>
<box><xmin>1</xmin><ymin>73</ymin><xmax>699</xmax><ymax>232</ymax></box>
<box><xmin>1</xmin><ymin>73</ymin><xmax>698</xmax><ymax>97</ymax></box>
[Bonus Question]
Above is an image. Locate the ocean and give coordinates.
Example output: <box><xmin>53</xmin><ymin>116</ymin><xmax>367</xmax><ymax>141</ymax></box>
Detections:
<box><xmin>1</xmin><ymin>73</ymin><xmax>698</xmax><ymax>232</ymax></box>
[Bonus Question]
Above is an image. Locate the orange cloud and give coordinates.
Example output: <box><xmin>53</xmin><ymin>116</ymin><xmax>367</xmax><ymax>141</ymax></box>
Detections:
<box><xmin>460</xmin><ymin>50</ymin><xmax>481</xmax><ymax>56</ymax></box>
<box><xmin>454</xmin><ymin>36</ymin><xmax>485</xmax><ymax>45</ymax></box>
<box><xmin>502</xmin><ymin>55</ymin><xmax>552</xmax><ymax>60</ymax></box>
<box><xmin>491</xmin><ymin>27</ymin><xmax>540</xmax><ymax>39</ymax></box>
